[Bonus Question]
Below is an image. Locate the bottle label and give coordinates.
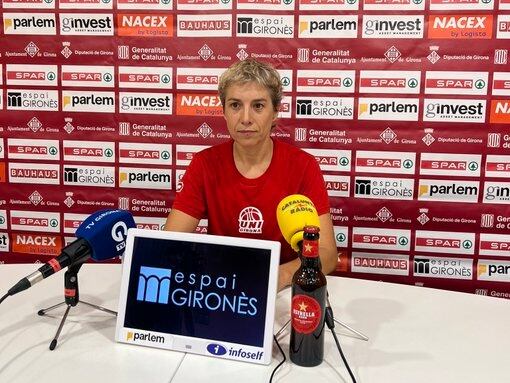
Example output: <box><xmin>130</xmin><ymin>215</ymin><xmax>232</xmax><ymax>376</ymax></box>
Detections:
<box><xmin>291</xmin><ymin>294</ymin><xmax>322</xmax><ymax>334</ymax></box>
<box><xmin>302</xmin><ymin>239</ymin><xmax>319</xmax><ymax>258</ymax></box>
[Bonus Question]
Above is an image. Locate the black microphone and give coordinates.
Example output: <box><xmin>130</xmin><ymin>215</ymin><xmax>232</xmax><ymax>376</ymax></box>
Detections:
<box><xmin>1</xmin><ymin>209</ymin><xmax>135</xmax><ymax>301</ymax></box>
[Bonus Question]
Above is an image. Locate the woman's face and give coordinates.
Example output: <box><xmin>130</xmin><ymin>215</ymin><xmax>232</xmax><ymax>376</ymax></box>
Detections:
<box><xmin>223</xmin><ymin>81</ymin><xmax>278</xmax><ymax>150</ymax></box>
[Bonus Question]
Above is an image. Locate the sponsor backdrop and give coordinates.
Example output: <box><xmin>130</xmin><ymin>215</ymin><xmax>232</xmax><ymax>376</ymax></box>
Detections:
<box><xmin>0</xmin><ymin>0</ymin><xmax>510</xmax><ymax>300</ymax></box>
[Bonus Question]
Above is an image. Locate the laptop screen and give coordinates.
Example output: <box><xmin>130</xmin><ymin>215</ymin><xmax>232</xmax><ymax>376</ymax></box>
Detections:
<box><xmin>116</xmin><ymin>229</ymin><xmax>281</xmax><ymax>365</ymax></box>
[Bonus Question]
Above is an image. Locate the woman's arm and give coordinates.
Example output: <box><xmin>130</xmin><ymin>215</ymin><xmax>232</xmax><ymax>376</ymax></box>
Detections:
<box><xmin>164</xmin><ymin>209</ymin><xmax>200</xmax><ymax>233</ymax></box>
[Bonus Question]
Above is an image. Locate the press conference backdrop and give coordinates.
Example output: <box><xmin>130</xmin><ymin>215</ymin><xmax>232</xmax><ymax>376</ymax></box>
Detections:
<box><xmin>0</xmin><ymin>1</ymin><xmax>509</xmax><ymax>299</ymax></box>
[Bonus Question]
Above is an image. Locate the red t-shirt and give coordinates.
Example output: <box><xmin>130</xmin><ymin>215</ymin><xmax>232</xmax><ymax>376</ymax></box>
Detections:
<box><xmin>172</xmin><ymin>138</ymin><xmax>330</xmax><ymax>264</ymax></box>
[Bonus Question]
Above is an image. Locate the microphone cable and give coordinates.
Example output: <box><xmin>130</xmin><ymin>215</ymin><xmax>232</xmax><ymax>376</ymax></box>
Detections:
<box><xmin>269</xmin><ymin>334</ymin><xmax>286</xmax><ymax>383</ymax></box>
<box><xmin>0</xmin><ymin>292</ymin><xmax>8</xmax><ymax>305</ymax></box>
<box><xmin>325</xmin><ymin>297</ymin><xmax>357</xmax><ymax>383</ymax></box>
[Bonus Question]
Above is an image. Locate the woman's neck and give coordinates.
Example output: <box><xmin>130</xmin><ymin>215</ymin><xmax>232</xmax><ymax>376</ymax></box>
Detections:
<box><xmin>233</xmin><ymin>138</ymin><xmax>274</xmax><ymax>179</ymax></box>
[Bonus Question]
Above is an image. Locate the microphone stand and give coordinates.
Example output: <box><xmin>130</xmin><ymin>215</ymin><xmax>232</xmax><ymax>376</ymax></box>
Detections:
<box><xmin>37</xmin><ymin>262</ymin><xmax>117</xmax><ymax>350</ymax></box>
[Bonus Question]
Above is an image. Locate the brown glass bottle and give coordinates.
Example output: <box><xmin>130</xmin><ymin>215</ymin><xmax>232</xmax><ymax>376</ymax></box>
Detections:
<box><xmin>289</xmin><ymin>225</ymin><xmax>327</xmax><ymax>367</ymax></box>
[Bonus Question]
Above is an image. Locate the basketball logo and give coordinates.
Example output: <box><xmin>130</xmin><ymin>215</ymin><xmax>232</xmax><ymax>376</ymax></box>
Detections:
<box><xmin>238</xmin><ymin>206</ymin><xmax>264</xmax><ymax>234</ymax></box>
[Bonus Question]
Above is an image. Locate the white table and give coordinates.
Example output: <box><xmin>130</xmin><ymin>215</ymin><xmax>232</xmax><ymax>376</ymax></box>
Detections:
<box><xmin>0</xmin><ymin>264</ymin><xmax>509</xmax><ymax>383</ymax></box>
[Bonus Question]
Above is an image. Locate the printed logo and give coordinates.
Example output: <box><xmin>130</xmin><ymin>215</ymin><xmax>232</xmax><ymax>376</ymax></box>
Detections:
<box><xmin>298</xmin><ymin>15</ymin><xmax>358</xmax><ymax>38</ymax></box>
<box><xmin>304</xmin><ymin>149</ymin><xmax>351</xmax><ymax>172</ymax></box>
<box><xmin>334</xmin><ymin>226</ymin><xmax>348</xmax><ymax>247</ymax></box>
<box><xmin>119</xmin><ymin>67</ymin><xmax>172</xmax><ymax>89</ymax></box>
<box><xmin>362</xmin><ymin>15</ymin><xmax>424</xmax><ymax>38</ymax></box>
<box><xmin>363</xmin><ymin>0</ymin><xmax>424</xmax><ymax>10</ymax></box>
<box><xmin>6</xmin><ymin>64</ymin><xmax>58</xmax><ymax>86</ymax></box>
<box><xmin>414</xmin><ymin>257</ymin><xmax>473</xmax><ymax>280</ymax></box>
<box><xmin>429</xmin><ymin>0</ymin><xmax>493</xmax><ymax>10</ymax></box>
<box><xmin>63</xmin><ymin>141</ymin><xmax>115</xmax><ymax>163</ymax></box>
<box><xmin>237</xmin><ymin>0</ymin><xmax>292</xmax><ymax>10</ymax></box>
<box><xmin>415</xmin><ymin>230</ymin><xmax>475</xmax><ymax>255</ymax></box>
<box><xmin>238</xmin><ymin>206</ymin><xmax>263</xmax><ymax>234</ymax></box>
<box><xmin>477</xmin><ymin>260</ymin><xmax>510</xmax><ymax>282</ymax></box>
<box><xmin>425</xmin><ymin>71</ymin><xmax>488</xmax><ymax>95</ymax></box>
<box><xmin>485</xmin><ymin>155</ymin><xmax>510</xmax><ymax>178</ymax></box>
<box><xmin>0</xmin><ymin>233</ymin><xmax>8</xmax><ymax>252</ymax></box>
<box><xmin>291</xmin><ymin>295</ymin><xmax>322</xmax><ymax>334</ymax></box>
<box><xmin>479</xmin><ymin>233</ymin><xmax>510</xmax><ymax>256</ymax></box>
<box><xmin>0</xmin><ymin>211</ymin><xmax>7</xmax><ymax>230</ymax></box>
<box><xmin>176</xmin><ymin>68</ymin><xmax>223</xmax><ymax>91</ymax></box>
<box><xmin>176</xmin><ymin>93</ymin><xmax>222</xmax><ymax>116</ymax></box>
<box><xmin>62</xmin><ymin>91</ymin><xmax>115</xmax><ymax>113</ymax></box>
<box><xmin>489</xmin><ymin>100</ymin><xmax>510</xmax><ymax>124</ymax></box>
<box><xmin>483</xmin><ymin>182</ymin><xmax>510</xmax><ymax>204</ymax></box>
<box><xmin>117</xmin><ymin>13</ymin><xmax>173</xmax><ymax>37</ymax></box>
<box><xmin>295</xmin><ymin>97</ymin><xmax>354</xmax><ymax>120</ymax></box>
<box><xmin>358</xmin><ymin>98</ymin><xmax>419</xmax><ymax>121</ymax></box>
<box><xmin>324</xmin><ymin>175</ymin><xmax>350</xmax><ymax>197</ymax></box>
<box><xmin>7</xmin><ymin>89</ymin><xmax>59</xmax><ymax>111</ymax></box>
<box><xmin>420</xmin><ymin>153</ymin><xmax>481</xmax><ymax>177</ymax></box>
<box><xmin>119</xmin><ymin>143</ymin><xmax>172</xmax><ymax>165</ymax></box>
<box><xmin>428</xmin><ymin>15</ymin><xmax>493</xmax><ymax>39</ymax></box>
<box><xmin>59</xmin><ymin>0</ymin><xmax>113</xmax><ymax>9</ymax></box>
<box><xmin>354</xmin><ymin>177</ymin><xmax>414</xmax><ymax>200</ymax></box>
<box><xmin>351</xmin><ymin>252</ymin><xmax>410</xmax><ymax>276</ymax></box>
<box><xmin>296</xmin><ymin>70</ymin><xmax>355</xmax><ymax>93</ymax></box>
<box><xmin>63</xmin><ymin>165</ymin><xmax>115</xmax><ymax>187</ymax></box>
<box><xmin>236</xmin><ymin>15</ymin><xmax>294</xmax><ymax>38</ymax></box>
<box><xmin>119</xmin><ymin>167</ymin><xmax>172</xmax><ymax>190</ymax></box>
<box><xmin>352</xmin><ymin>227</ymin><xmax>411</xmax><ymax>251</ymax></box>
<box><xmin>206</xmin><ymin>344</ymin><xmax>228</xmax><ymax>356</ymax></box>
<box><xmin>119</xmin><ymin>92</ymin><xmax>172</xmax><ymax>115</ymax></box>
<box><xmin>418</xmin><ymin>180</ymin><xmax>479</xmax><ymax>203</ymax></box>
<box><xmin>355</xmin><ymin>151</ymin><xmax>416</xmax><ymax>175</ymax></box>
<box><xmin>501</xmin><ymin>0</ymin><xmax>510</xmax><ymax>10</ymax></box>
<box><xmin>137</xmin><ymin>266</ymin><xmax>171</xmax><ymax>303</ymax></box>
<box><xmin>497</xmin><ymin>15</ymin><xmax>510</xmax><ymax>39</ymax></box>
<box><xmin>3</xmin><ymin>13</ymin><xmax>56</xmax><ymax>35</ymax></box>
<box><xmin>134</xmin><ymin>216</ymin><xmax>166</xmax><ymax>231</ymax></box>
<box><xmin>359</xmin><ymin>70</ymin><xmax>420</xmax><ymax>94</ymax></box>
<box><xmin>299</xmin><ymin>0</ymin><xmax>358</xmax><ymax>11</ymax></box>
<box><xmin>60</xmin><ymin>13</ymin><xmax>114</xmax><ymax>35</ymax></box>
<box><xmin>9</xmin><ymin>163</ymin><xmax>60</xmax><ymax>185</ymax></box>
<box><xmin>7</xmin><ymin>139</ymin><xmax>59</xmax><ymax>161</ymax></box>
<box><xmin>118</xmin><ymin>0</ymin><xmax>173</xmax><ymax>10</ymax></box>
<box><xmin>61</xmin><ymin>65</ymin><xmax>114</xmax><ymax>88</ymax></box>
<box><xmin>177</xmin><ymin>0</ymin><xmax>230</xmax><ymax>10</ymax></box>
<box><xmin>176</xmin><ymin>145</ymin><xmax>209</xmax><ymax>166</ymax></box>
<box><xmin>12</xmin><ymin>233</ymin><xmax>62</xmax><ymax>256</ymax></box>
<box><xmin>423</xmin><ymin>99</ymin><xmax>486</xmax><ymax>123</ymax></box>
<box><xmin>492</xmin><ymin>72</ymin><xmax>510</xmax><ymax>96</ymax></box>
<box><xmin>3</xmin><ymin>0</ymin><xmax>55</xmax><ymax>9</ymax></box>
<box><xmin>10</xmin><ymin>210</ymin><xmax>60</xmax><ymax>233</ymax></box>
<box><xmin>63</xmin><ymin>213</ymin><xmax>88</xmax><ymax>234</ymax></box>
<box><xmin>177</xmin><ymin>14</ymin><xmax>232</xmax><ymax>37</ymax></box>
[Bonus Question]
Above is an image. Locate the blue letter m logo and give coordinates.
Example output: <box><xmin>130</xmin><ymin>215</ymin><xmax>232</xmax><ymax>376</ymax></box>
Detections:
<box><xmin>137</xmin><ymin>266</ymin><xmax>172</xmax><ymax>304</ymax></box>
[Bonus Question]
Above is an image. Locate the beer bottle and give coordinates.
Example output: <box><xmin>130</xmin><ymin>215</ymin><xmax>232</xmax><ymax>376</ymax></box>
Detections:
<box><xmin>289</xmin><ymin>225</ymin><xmax>327</xmax><ymax>367</ymax></box>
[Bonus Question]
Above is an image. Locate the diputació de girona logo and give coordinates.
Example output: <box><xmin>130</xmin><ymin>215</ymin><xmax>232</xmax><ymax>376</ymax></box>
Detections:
<box><xmin>291</xmin><ymin>294</ymin><xmax>322</xmax><ymax>334</ymax></box>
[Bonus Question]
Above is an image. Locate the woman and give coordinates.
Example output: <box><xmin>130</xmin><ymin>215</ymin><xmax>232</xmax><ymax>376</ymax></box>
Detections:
<box><xmin>164</xmin><ymin>59</ymin><xmax>338</xmax><ymax>291</ymax></box>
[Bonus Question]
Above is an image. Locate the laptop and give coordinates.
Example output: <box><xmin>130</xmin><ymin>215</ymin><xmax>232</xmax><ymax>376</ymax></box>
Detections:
<box><xmin>115</xmin><ymin>228</ymin><xmax>281</xmax><ymax>365</ymax></box>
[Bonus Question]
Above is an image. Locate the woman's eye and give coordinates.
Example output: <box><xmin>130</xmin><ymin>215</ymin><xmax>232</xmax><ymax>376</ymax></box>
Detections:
<box><xmin>254</xmin><ymin>103</ymin><xmax>264</xmax><ymax>110</ymax></box>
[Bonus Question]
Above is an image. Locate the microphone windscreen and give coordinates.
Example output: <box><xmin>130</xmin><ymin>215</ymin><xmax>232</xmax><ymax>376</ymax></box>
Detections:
<box><xmin>76</xmin><ymin>209</ymin><xmax>136</xmax><ymax>261</ymax></box>
<box><xmin>276</xmin><ymin>194</ymin><xmax>320</xmax><ymax>252</ymax></box>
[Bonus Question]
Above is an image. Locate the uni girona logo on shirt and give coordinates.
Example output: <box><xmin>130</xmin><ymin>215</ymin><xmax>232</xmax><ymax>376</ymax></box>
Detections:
<box><xmin>485</xmin><ymin>155</ymin><xmax>510</xmax><ymax>178</ymax></box>
<box><xmin>425</xmin><ymin>71</ymin><xmax>488</xmax><ymax>96</ymax></box>
<box><xmin>118</xmin><ymin>66</ymin><xmax>173</xmax><ymax>89</ymax></box>
<box><xmin>61</xmin><ymin>65</ymin><xmax>115</xmax><ymax>88</ymax></box>
<box><xmin>63</xmin><ymin>213</ymin><xmax>88</xmax><ymax>234</ymax></box>
<box><xmin>8</xmin><ymin>163</ymin><xmax>60</xmax><ymax>185</ymax></box>
<box><xmin>59</xmin><ymin>13</ymin><xmax>114</xmax><ymax>35</ymax></box>
<box><xmin>12</xmin><ymin>233</ymin><xmax>62</xmax><ymax>256</ymax></box>
<box><xmin>63</xmin><ymin>140</ymin><xmax>115</xmax><ymax>163</ymax></box>
<box><xmin>3</xmin><ymin>13</ymin><xmax>56</xmax><ymax>35</ymax></box>
<box><xmin>352</xmin><ymin>227</ymin><xmax>411</xmax><ymax>251</ymax></box>
<box><xmin>10</xmin><ymin>210</ymin><xmax>61</xmax><ymax>233</ymax></box>
<box><xmin>419</xmin><ymin>153</ymin><xmax>481</xmax><ymax>177</ymax></box>
<box><xmin>358</xmin><ymin>70</ymin><xmax>420</xmax><ymax>94</ymax></box>
<box><xmin>175</xmin><ymin>145</ymin><xmax>209</xmax><ymax>166</ymax></box>
<box><xmin>479</xmin><ymin>233</ymin><xmax>510</xmax><ymax>256</ymax></box>
<box><xmin>429</xmin><ymin>0</ymin><xmax>494</xmax><ymax>10</ymax></box>
<box><xmin>177</xmin><ymin>0</ymin><xmax>229</xmax><ymax>10</ymax></box>
<box><xmin>177</xmin><ymin>14</ymin><xmax>232</xmax><ymax>37</ymax></box>
<box><xmin>323</xmin><ymin>175</ymin><xmax>349</xmax><ymax>197</ymax></box>
<box><xmin>117</xmin><ymin>14</ymin><xmax>173</xmax><ymax>37</ymax></box>
<box><xmin>7</xmin><ymin>139</ymin><xmax>59</xmax><ymax>161</ymax></box>
<box><xmin>6</xmin><ymin>64</ymin><xmax>58</xmax><ymax>86</ymax></box>
<box><xmin>355</xmin><ymin>151</ymin><xmax>416</xmax><ymax>175</ymax></box>
<box><xmin>489</xmin><ymin>100</ymin><xmax>510</xmax><ymax>124</ymax></box>
<box><xmin>237</xmin><ymin>0</ymin><xmax>293</xmax><ymax>11</ymax></box>
<box><xmin>296</xmin><ymin>70</ymin><xmax>355</xmax><ymax>93</ymax></box>
<box><xmin>176</xmin><ymin>93</ymin><xmax>222</xmax><ymax>116</ymax></box>
<box><xmin>238</xmin><ymin>206</ymin><xmax>264</xmax><ymax>234</ymax></box>
<box><xmin>119</xmin><ymin>142</ymin><xmax>172</xmax><ymax>165</ymax></box>
<box><xmin>415</xmin><ymin>230</ymin><xmax>475</xmax><ymax>255</ymax></box>
<box><xmin>492</xmin><ymin>72</ymin><xmax>510</xmax><ymax>96</ymax></box>
<box><xmin>2</xmin><ymin>0</ymin><xmax>55</xmax><ymax>9</ymax></box>
<box><xmin>299</xmin><ymin>0</ymin><xmax>358</xmax><ymax>11</ymax></box>
<box><xmin>59</xmin><ymin>0</ymin><xmax>112</xmax><ymax>9</ymax></box>
<box><xmin>427</xmin><ymin>15</ymin><xmax>493</xmax><ymax>39</ymax></box>
<box><xmin>118</xmin><ymin>0</ymin><xmax>173</xmax><ymax>10</ymax></box>
<box><xmin>176</xmin><ymin>68</ymin><xmax>223</xmax><ymax>91</ymax></box>
<box><xmin>363</xmin><ymin>0</ymin><xmax>424</xmax><ymax>11</ymax></box>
